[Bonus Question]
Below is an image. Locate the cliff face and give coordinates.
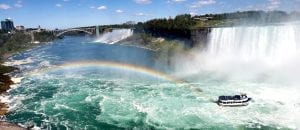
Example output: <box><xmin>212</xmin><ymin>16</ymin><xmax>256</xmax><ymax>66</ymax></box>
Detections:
<box><xmin>190</xmin><ymin>28</ymin><xmax>211</xmax><ymax>49</ymax></box>
<box><xmin>0</xmin><ymin>75</ymin><xmax>13</xmax><ymax>93</ymax></box>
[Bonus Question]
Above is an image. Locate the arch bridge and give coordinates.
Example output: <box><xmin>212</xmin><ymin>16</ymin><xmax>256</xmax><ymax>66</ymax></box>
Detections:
<box><xmin>55</xmin><ymin>28</ymin><xmax>96</xmax><ymax>37</ymax></box>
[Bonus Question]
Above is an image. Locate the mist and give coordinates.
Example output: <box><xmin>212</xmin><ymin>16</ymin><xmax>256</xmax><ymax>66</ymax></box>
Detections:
<box><xmin>170</xmin><ymin>21</ymin><xmax>300</xmax><ymax>85</ymax></box>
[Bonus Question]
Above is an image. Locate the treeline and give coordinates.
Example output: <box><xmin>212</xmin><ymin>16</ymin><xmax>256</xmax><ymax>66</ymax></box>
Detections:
<box><xmin>138</xmin><ymin>14</ymin><xmax>195</xmax><ymax>39</ymax></box>
<box><xmin>195</xmin><ymin>10</ymin><xmax>300</xmax><ymax>24</ymax></box>
<box><xmin>99</xmin><ymin>24</ymin><xmax>135</xmax><ymax>29</ymax></box>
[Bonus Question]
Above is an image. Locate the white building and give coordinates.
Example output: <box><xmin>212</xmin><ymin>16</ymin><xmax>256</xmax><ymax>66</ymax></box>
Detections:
<box><xmin>15</xmin><ymin>25</ymin><xmax>25</xmax><ymax>31</ymax></box>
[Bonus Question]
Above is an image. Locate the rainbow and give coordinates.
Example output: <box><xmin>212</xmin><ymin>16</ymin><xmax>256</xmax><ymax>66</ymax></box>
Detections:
<box><xmin>30</xmin><ymin>60</ymin><xmax>205</xmax><ymax>97</ymax></box>
<box><xmin>34</xmin><ymin>61</ymin><xmax>184</xmax><ymax>84</ymax></box>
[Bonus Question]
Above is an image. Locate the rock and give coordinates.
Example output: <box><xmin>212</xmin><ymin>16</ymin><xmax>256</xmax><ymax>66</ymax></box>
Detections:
<box><xmin>0</xmin><ymin>121</ymin><xmax>26</xmax><ymax>130</ymax></box>
<box><xmin>0</xmin><ymin>75</ymin><xmax>13</xmax><ymax>94</ymax></box>
<box><xmin>0</xmin><ymin>70</ymin><xmax>14</xmax><ymax>116</ymax></box>
<box><xmin>0</xmin><ymin>65</ymin><xmax>17</xmax><ymax>75</ymax></box>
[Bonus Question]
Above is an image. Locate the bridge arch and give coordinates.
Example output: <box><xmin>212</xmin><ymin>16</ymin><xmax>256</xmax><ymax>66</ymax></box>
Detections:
<box><xmin>56</xmin><ymin>28</ymin><xmax>93</xmax><ymax>37</ymax></box>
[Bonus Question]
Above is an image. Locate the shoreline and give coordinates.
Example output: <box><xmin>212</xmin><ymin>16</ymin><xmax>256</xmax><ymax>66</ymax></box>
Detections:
<box><xmin>0</xmin><ymin>65</ymin><xmax>17</xmax><ymax>116</ymax></box>
<box><xmin>0</xmin><ymin>51</ymin><xmax>37</xmax><ymax>130</ymax></box>
<box><xmin>0</xmin><ymin>31</ymin><xmax>55</xmax><ymax>129</ymax></box>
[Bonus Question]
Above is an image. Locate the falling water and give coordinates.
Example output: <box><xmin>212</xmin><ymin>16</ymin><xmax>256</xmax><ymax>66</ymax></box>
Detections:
<box><xmin>207</xmin><ymin>24</ymin><xmax>300</xmax><ymax>65</ymax></box>
<box><xmin>95</xmin><ymin>29</ymin><xmax>133</xmax><ymax>44</ymax></box>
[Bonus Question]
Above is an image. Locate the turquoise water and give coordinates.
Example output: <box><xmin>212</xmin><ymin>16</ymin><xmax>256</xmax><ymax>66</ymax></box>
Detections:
<box><xmin>4</xmin><ymin>36</ymin><xmax>299</xmax><ymax>129</ymax></box>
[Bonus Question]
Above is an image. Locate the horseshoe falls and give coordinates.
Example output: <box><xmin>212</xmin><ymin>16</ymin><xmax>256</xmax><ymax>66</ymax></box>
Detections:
<box><xmin>208</xmin><ymin>25</ymin><xmax>299</xmax><ymax>64</ymax></box>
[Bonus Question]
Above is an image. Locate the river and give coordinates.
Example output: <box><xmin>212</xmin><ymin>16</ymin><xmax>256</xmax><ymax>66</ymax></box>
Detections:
<box><xmin>3</xmin><ymin>25</ymin><xmax>300</xmax><ymax>129</ymax></box>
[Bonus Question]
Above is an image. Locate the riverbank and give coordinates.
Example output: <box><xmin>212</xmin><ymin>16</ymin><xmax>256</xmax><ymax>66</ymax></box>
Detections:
<box><xmin>0</xmin><ymin>31</ymin><xmax>55</xmax><ymax>129</ymax></box>
<box><xmin>0</xmin><ymin>65</ymin><xmax>16</xmax><ymax>115</ymax></box>
<box><xmin>0</xmin><ymin>32</ymin><xmax>53</xmax><ymax>114</ymax></box>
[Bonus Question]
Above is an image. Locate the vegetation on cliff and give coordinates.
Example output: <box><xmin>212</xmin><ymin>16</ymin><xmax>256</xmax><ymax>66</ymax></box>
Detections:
<box><xmin>0</xmin><ymin>31</ymin><xmax>55</xmax><ymax>60</ymax></box>
<box><xmin>0</xmin><ymin>32</ymin><xmax>31</xmax><ymax>59</ymax></box>
<box><xmin>33</xmin><ymin>31</ymin><xmax>55</xmax><ymax>42</ymax></box>
<box><xmin>142</xmin><ymin>14</ymin><xmax>195</xmax><ymax>39</ymax></box>
<box><xmin>119</xmin><ymin>32</ymin><xmax>188</xmax><ymax>69</ymax></box>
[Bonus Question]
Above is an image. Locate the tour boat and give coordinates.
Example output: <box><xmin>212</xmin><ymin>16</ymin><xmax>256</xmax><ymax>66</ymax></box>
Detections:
<box><xmin>217</xmin><ymin>94</ymin><xmax>251</xmax><ymax>106</ymax></box>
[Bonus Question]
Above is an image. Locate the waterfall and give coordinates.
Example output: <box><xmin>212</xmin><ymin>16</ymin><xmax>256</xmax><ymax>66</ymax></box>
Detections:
<box><xmin>173</xmin><ymin>24</ymin><xmax>300</xmax><ymax>81</ymax></box>
<box><xmin>95</xmin><ymin>29</ymin><xmax>133</xmax><ymax>44</ymax></box>
<box><xmin>206</xmin><ymin>24</ymin><xmax>300</xmax><ymax>65</ymax></box>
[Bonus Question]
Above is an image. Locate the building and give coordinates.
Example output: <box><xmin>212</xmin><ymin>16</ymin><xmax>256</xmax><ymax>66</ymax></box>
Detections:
<box><xmin>1</xmin><ymin>19</ymin><xmax>15</xmax><ymax>31</ymax></box>
<box><xmin>124</xmin><ymin>21</ymin><xmax>135</xmax><ymax>25</ymax></box>
<box><xmin>193</xmin><ymin>17</ymin><xmax>213</xmax><ymax>21</ymax></box>
<box><xmin>26</xmin><ymin>26</ymin><xmax>45</xmax><ymax>32</ymax></box>
<box><xmin>15</xmin><ymin>25</ymin><xmax>25</xmax><ymax>31</ymax></box>
<box><xmin>37</xmin><ymin>25</ymin><xmax>46</xmax><ymax>32</ymax></box>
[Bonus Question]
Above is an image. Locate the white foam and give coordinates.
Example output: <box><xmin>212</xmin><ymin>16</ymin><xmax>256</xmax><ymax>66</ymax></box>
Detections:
<box><xmin>54</xmin><ymin>104</ymin><xmax>78</xmax><ymax>111</ymax></box>
<box><xmin>10</xmin><ymin>77</ymin><xmax>23</xmax><ymax>84</ymax></box>
<box><xmin>3</xmin><ymin>57</ymin><xmax>33</xmax><ymax>66</ymax></box>
<box><xmin>30</xmin><ymin>126</ymin><xmax>42</xmax><ymax>130</ymax></box>
<box><xmin>132</xmin><ymin>101</ymin><xmax>153</xmax><ymax>114</ymax></box>
<box><xmin>7</xmin><ymin>95</ymin><xmax>28</xmax><ymax>111</ymax></box>
<box><xmin>0</xmin><ymin>95</ymin><xmax>10</xmax><ymax>104</ymax></box>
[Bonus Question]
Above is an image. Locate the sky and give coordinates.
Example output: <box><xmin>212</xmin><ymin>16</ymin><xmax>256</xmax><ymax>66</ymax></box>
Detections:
<box><xmin>0</xmin><ymin>0</ymin><xmax>300</xmax><ymax>29</ymax></box>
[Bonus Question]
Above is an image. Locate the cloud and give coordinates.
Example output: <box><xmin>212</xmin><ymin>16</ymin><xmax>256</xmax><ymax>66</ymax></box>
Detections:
<box><xmin>189</xmin><ymin>11</ymin><xmax>198</xmax><ymax>16</ymax></box>
<box><xmin>63</xmin><ymin>0</ymin><xmax>69</xmax><ymax>1</ymax></box>
<box><xmin>14</xmin><ymin>3</ymin><xmax>22</xmax><ymax>8</ymax></box>
<box><xmin>169</xmin><ymin>0</ymin><xmax>186</xmax><ymax>3</ymax></box>
<box><xmin>0</xmin><ymin>4</ymin><xmax>11</xmax><ymax>10</ymax></box>
<box><xmin>134</xmin><ymin>0</ymin><xmax>152</xmax><ymax>4</ymax></box>
<box><xmin>56</xmin><ymin>4</ymin><xmax>62</xmax><ymax>7</ymax></box>
<box><xmin>135</xmin><ymin>12</ymin><xmax>150</xmax><ymax>16</ymax></box>
<box><xmin>97</xmin><ymin>6</ymin><xmax>107</xmax><ymax>10</ymax></box>
<box><xmin>14</xmin><ymin>0</ymin><xmax>22</xmax><ymax>8</ymax></box>
<box><xmin>190</xmin><ymin>0</ymin><xmax>216</xmax><ymax>8</ymax></box>
<box><xmin>116</xmin><ymin>9</ymin><xmax>124</xmax><ymax>13</ymax></box>
<box><xmin>267</xmin><ymin>0</ymin><xmax>281</xmax><ymax>10</ymax></box>
<box><xmin>90</xmin><ymin>6</ymin><xmax>95</xmax><ymax>9</ymax></box>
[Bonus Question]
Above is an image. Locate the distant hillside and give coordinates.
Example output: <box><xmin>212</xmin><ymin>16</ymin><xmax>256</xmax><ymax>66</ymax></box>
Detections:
<box><xmin>193</xmin><ymin>10</ymin><xmax>300</xmax><ymax>27</ymax></box>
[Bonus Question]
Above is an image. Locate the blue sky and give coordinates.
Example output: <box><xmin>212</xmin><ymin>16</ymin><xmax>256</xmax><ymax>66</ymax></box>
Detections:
<box><xmin>0</xmin><ymin>0</ymin><xmax>299</xmax><ymax>29</ymax></box>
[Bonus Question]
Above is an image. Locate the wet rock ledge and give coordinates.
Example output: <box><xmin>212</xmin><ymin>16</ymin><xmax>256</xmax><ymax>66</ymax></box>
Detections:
<box><xmin>0</xmin><ymin>121</ymin><xmax>26</xmax><ymax>130</ymax></box>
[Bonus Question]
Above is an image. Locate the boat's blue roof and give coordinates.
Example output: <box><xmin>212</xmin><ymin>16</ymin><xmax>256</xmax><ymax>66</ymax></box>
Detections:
<box><xmin>219</xmin><ymin>95</ymin><xmax>243</xmax><ymax>100</ymax></box>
